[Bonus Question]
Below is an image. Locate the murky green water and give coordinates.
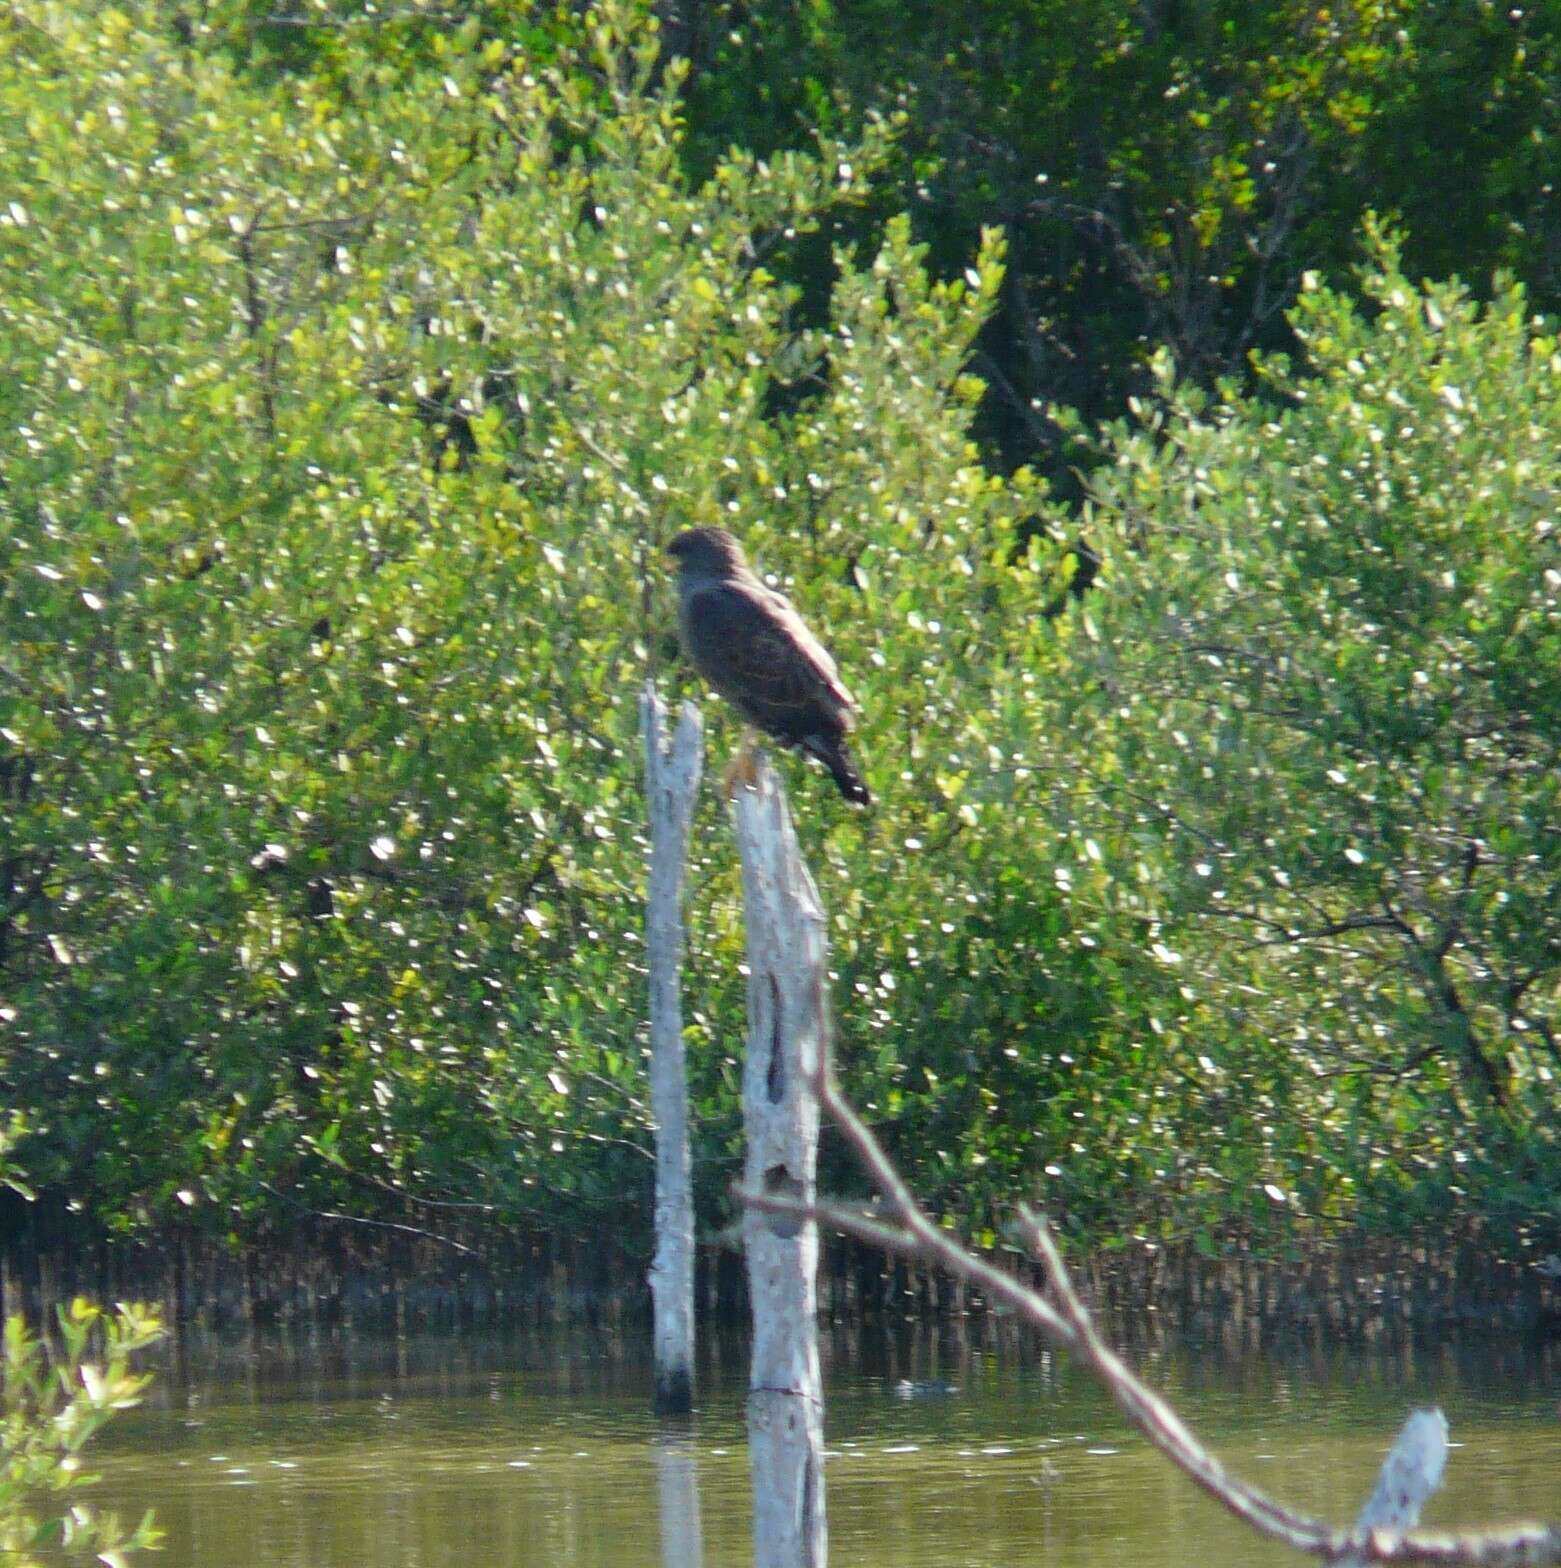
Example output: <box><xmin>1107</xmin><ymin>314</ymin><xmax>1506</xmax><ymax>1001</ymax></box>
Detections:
<box><xmin>87</xmin><ymin>1325</ymin><xmax>1560</xmax><ymax>1566</ymax></box>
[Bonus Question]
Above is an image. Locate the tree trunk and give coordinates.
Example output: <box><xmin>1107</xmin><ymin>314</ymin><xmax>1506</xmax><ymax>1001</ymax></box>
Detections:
<box><xmin>731</xmin><ymin>756</ymin><xmax>828</xmax><ymax>1568</ymax></box>
<box><xmin>642</xmin><ymin>682</ymin><xmax>704</xmax><ymax>1415</ymax></box>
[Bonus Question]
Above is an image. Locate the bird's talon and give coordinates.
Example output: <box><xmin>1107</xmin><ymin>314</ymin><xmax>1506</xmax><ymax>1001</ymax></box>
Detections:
<box><xmin>723</xmin><ymin>731</ymin><xmax>762</xmax><ymax>795</ymax></box>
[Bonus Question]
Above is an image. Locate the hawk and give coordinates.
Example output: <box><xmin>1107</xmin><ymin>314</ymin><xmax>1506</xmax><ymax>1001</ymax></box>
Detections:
<box><xmin>668</xmin><ymin>527</ymin><xmax>871</xmax><ymax>805</ymax></box>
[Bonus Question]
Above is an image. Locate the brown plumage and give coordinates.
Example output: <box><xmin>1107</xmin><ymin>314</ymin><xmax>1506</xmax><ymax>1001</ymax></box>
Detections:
<box><xmin>667</xmin><ymin>527</ymin><xmax>870</xmax><ymax>805</ymax></box>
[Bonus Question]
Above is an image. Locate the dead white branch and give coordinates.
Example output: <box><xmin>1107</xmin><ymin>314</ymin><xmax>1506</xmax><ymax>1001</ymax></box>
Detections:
<box><xmin>642</xmin><ymin>682</ymin><xmax>703</xmax><ymax>1415</ymax></box>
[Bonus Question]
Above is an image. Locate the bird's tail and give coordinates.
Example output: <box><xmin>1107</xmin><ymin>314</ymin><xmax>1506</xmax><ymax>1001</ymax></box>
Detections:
<box><xmin>806</xmin><ymin>737</ymin><xmax>871</xmax><ymax>806</ymax></box>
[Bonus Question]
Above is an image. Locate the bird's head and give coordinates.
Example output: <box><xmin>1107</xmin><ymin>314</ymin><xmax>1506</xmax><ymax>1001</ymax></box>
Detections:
<box><xmin>667</xmin><ymin>526</ymin><xmax>747</xmax><ymax>578</ymax></box>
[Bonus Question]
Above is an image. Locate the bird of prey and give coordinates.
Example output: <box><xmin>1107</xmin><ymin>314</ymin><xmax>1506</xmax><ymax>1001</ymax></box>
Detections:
<box><xmin>668</xmin><ymin>526</ymin><xmax>871</xmax><ymax>805</ymax></box>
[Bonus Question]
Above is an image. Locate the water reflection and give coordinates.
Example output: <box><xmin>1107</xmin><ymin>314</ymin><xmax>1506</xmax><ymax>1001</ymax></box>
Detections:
<box><xmin>89</xmin><ymin>1323</ymin><xmax>1560</xmax><ymax>1568</ymax></box>
<box><xmin>654</xmin><ymin>1429</ymin><xmax>705</xmax><ymax>1568</ymax></box>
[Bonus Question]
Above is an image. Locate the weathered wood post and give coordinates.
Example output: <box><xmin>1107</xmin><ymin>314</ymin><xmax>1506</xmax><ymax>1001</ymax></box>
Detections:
<box><xmin>730</xmin><ymin>756</ymin><xmax>828</xmax><ymax>1568</ymax></box>
<box><xmin>642</xmin><ymin>682</ymin><xmax>704</xmax><ymax>1415</ymax></box>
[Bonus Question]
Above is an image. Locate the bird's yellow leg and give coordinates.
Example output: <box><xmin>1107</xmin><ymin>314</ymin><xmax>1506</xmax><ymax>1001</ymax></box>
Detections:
<box><xmin>723</xmin><ymin>726</ymin><xmax>762</xmax><ymax>796</ymax></box>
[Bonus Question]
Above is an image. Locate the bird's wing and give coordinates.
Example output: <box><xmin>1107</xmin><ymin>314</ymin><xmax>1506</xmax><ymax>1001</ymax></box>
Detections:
<box><xmin>682</xmin><ymin>578</ymin><xmax>855</xmax><ymax>732</ymax></box>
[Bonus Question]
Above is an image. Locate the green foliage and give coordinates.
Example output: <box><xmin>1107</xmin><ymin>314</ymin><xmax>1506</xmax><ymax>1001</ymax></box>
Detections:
<box><xmin>199</xmin><ymin>0</ymin><xmax>581</xmax><ymax>87</ymax></box>
<box><xmin>1360</xmin><ymin>4</ymin><xmax>1561</xmax><ymax>306</ymax></box>
<box><xmin>1</xmin><ymin>1299</ymin><xmax>164</xmax><ymax>1567</ymax></box>
<box><xmin>2</xmin><ymin>0</ymin><xmax>1131</xmax><ymax>1243</ymax></box>
<box><xmin>681</xmin><ymin>0</ymin><xmax>1561</xmax><ymax>465</ymax></box>
<box><xmin>1050</xmin><ymin>224</ymin><xmax>1561</xmax><ymax>1243</ymax></box>
<box><xmin>0</xmin><ymin>1115</ymin><xmax>37</xmax><ymax>1201</ymax></box>
<box><xmin>2</xmin><ymin>0</ymin><xmax>1556</xmax><ymax>1270</ymax></box>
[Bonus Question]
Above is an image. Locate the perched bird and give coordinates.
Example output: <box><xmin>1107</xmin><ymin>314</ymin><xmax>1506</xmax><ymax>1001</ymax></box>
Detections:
<box><xmin>667</xmin><ymin>526</ymin><xmax>871</xmax><ymax>805</ymax></box>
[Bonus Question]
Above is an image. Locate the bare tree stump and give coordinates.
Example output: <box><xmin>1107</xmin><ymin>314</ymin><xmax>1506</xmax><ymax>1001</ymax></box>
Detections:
<box><xmin>642</xmin><ymin>682</ymin><xmax>704</xmax><ymax>1415</ymax></box>
<box><xmin>730</xmin><ymin>757</ymin><xmax>828</xmax><ymax>1568</ymax></box>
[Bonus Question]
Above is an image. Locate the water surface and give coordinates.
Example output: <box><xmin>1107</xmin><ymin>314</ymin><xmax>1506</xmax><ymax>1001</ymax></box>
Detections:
<box><xmin>89</xmin><ymin>1324</ymin><xmax>1561</xmax><ymax>1567</ymax></box>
